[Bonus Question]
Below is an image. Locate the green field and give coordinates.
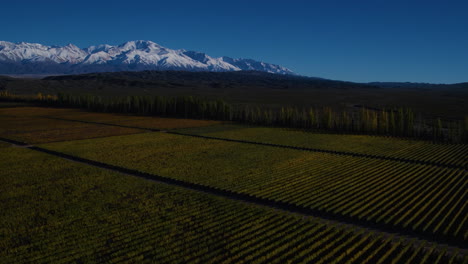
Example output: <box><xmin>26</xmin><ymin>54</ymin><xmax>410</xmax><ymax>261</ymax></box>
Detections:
<box><xmin>3</xmin><ymin>146</ymin><xmax>462</xmax><ymax>263</ymax></box>
<box><xmin>41</xmin><ymin>132</ymin><xmax>467</xmax><ymax>243</ymax></box>
<box><xmin>176</xmin><ymin>125</ymin><xmax>467</xmax><ymax>168</ymax></box>
<box><xmin>0</xmin><ymin>106</ymin><xmax>466</xmax><ymax>263</ymax></box>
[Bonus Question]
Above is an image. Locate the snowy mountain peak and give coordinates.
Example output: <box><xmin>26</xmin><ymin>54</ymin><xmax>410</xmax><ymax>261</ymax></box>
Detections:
<box><xmin>64</xmin><ymin>43</ymin><xmax>80</xmax><ymax>49</ymax></box>
<box><xmin>119</xmin><ymin>40</ymin><xmax>161</xmax><ymax>51</ymax></box>
<box><xmin>0</xmin><ymin>40</ymin><xmax>294</xmax><ymax>75</ymax></box>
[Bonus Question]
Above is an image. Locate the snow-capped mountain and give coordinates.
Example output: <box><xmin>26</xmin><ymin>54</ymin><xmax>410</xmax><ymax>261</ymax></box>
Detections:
<box><xmin>0</xmin><ymin>40</ymin><xmax>293</xmax><ymax>75</ymax></box>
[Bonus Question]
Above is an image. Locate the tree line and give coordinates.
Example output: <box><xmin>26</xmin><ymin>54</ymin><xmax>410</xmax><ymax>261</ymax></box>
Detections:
<box><xmin>1</xmin><ymin>91</ymin><xmax>466</xmax><ymax>143</ymax></box>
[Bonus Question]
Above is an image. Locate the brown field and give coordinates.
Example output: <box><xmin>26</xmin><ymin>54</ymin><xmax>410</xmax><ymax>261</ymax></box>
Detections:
<box><xmin>0</xmin><ymin>141</ymin><xmax>11</xmax><ymax>148</ymax></box>
<box><xmin>0</xmin><ymin>116</ymin><xmax>144</xmax><ymax>144</ymax></box>
<box><xmin>0</xmin><ymin>106</ymin><xmax>77</xmax><ymax>117</ymax></box>
<box><xmin>0</xmin><ymin>107</ymin><xmax>221</xmax><ymax>143</ymax></box>
<box><xmin>49</xmin><ymin>111</ymin><xmax>223</xmax><ymax>130</ymax></box>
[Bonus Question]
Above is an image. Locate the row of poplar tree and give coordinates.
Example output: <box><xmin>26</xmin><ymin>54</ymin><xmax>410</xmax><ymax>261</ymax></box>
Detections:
<box><xmin>1</xmin><ymin>91</ymin><xmax>467</xmax><ymax>143</ymax></box>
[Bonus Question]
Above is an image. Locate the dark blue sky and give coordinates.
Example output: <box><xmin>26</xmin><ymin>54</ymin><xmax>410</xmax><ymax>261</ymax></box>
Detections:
<box><xmin>2</xmin><ymin>0</ymin><xmax>467</xmax><ymax>83</ymax></box>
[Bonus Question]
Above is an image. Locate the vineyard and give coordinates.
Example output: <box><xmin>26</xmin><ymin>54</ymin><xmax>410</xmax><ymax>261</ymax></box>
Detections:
<box><xmin>0</xmin><ymin>146</ymin><xmax>465</xmax><ymax>263</ymax></box>
<box><xmin>0</xmin><ymin>107</ymin><xmax>219</xmax><ymax>144</ymax></box>
<box><xmin>0</xmin><ymin>106</ymin><xmax>466</xmax><ymax>263</ymax></box>
<box><xmin>46</xmin><ymin>110</ymin><xmax>222</xmax><ymax>130</ymax></box>
<box><xmin>41</xmin><ymin>131</ymin><xmax>467</xmax><ymax>244</ymax></box>
<box><xmin>176</xmin><ymin>125</ymin><xmax>468</xmax><ymax>168</ymax></box>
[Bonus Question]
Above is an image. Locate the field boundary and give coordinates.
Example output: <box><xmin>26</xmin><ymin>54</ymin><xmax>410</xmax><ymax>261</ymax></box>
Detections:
<box><xmin>0</xmin><ymin>137</ymin><xmax>29</xmax><ymax>146</ymax></box>
<box><xmin>45</xmin><ymin>117</ymin><xmax>162</xmax><ymax>132</ymax></box>
<box><xmin>1</xmin><ymin>137</ymin><xmax>466</xmax><ymax>252</ymax></box>
<box><xmin>167</xmin><ymin>131</ymin><xmax>467</xmax><ymax>170</ymax></box>
<box><xmin>44</xmin><ymin>117</ymin><xmax>466</xmax><ymax>170</ymax></box>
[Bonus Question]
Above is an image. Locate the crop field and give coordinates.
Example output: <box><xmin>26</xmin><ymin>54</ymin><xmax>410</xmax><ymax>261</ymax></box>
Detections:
<box><xmin>0</xmin><ymin>107</ymin><xmax>222</xmax><ymax>128</ymax></box>
<box><xmin>1</xmin><ymin>106</ymin><xmax>467</xmax><ymax>263</ymax></box>
<box><xmin>0</xmin><ymin>102</ymin><xmax>31</xmax><ymax>108</ymax></box>
<box><xmin>0</xmin><ymin>106</ymin><xmax>78</xmax><ymax>117</ymax></box>
<box><xmin>47</xmin><ymin>111</ymin><xmax>223</xmax><ymax>130</ymax></box>
<box><xmin>176</xmin><ymin>125</ymin><xmax>468</xmax><ymax>168</ymax></box>
<box><xmin>41</xmin><ymin>132</ymin><xmax>467</xmax><ymax>243</ymax></box>
<box><xmin>3</xmin><ymin>146</ymin><xmax>463</xmax><ymax>263</ymax></box>
<box><xmin>0</xmin><ymin>107</ymin><xmax>221</xmax><ymax>143</ymax></box>
<box><xmin>0</xmin><ymin>116</ymin><xmax>144</xmax><ymax>144</ymax></box>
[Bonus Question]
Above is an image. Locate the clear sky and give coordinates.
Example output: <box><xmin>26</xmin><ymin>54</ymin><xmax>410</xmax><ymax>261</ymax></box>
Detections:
<box><xmin>2</xmin><ymin>0</ymin><xmax>467</xmax><ymax>83</ymax></box>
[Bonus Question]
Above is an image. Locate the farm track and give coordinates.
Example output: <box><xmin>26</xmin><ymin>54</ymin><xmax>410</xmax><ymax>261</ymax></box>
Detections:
<box><xmin>44</xmin><ymin>117</ymin><xmax>467</xmax><ymax>170</ymax></box>
<box><xmin>1</xmin><ymin>136</ymin><xmax>466</xmax><ymax>254</ymax></box>
<box><xmin>45</xmin><ymin>117</ymin><xmax>163</xmax><ymax>132</ymax></box>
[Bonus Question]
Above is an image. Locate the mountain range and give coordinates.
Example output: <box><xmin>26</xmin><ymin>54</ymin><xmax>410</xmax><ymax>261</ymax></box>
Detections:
<box><xmin>0</xmin><ymin>40</ymin><xmax>293</xmax><ymax>75</ymax></box>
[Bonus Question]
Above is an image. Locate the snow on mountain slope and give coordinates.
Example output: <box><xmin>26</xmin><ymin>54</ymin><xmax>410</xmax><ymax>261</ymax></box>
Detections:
<box><xmin>0</xmin><ymin>40</ymin><xmax>294</xmax><ymax>75</ymax></box>
<box><xmin>0</xmin><ymin>41</ymin><xmax>87</xmax><ymax>64</ymax></box>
